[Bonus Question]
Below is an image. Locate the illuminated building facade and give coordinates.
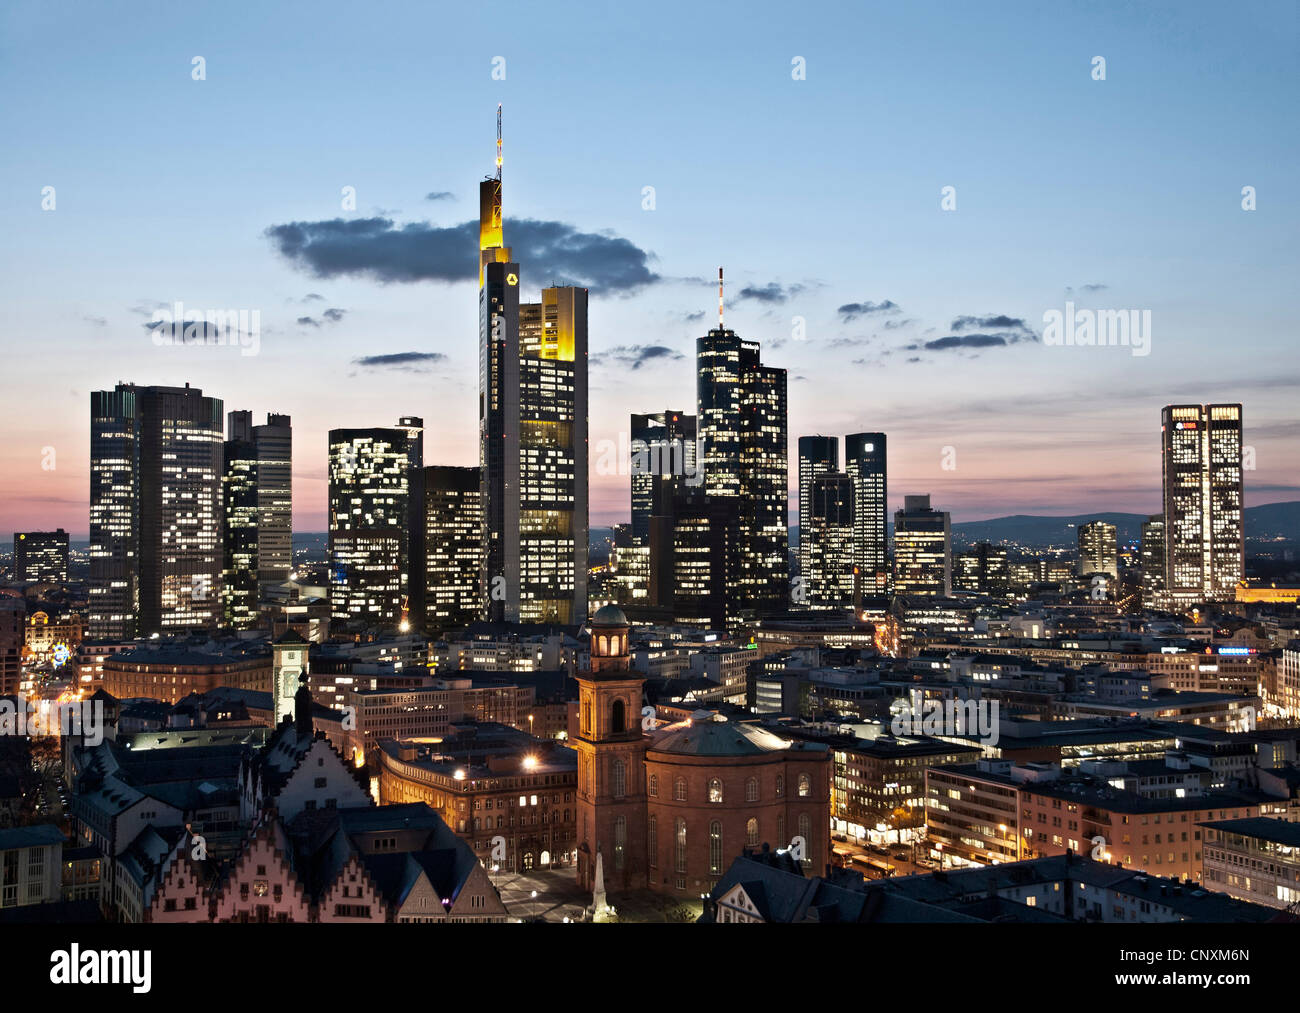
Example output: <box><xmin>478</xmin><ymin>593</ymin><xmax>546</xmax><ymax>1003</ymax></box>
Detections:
<box><xmin>805</xmin><ymin>474</ymin><xmax>854</xmax><ymax>608</ymax></box>
<box><xmin>328</xmin><ymin>423</ymin><xmax>419</xmax><ymax>629</ymax></box>
<box><xmin>1160</xmin><ymin>403</ymin><xmax>1244</xmax><ymax>605</ymax></box>
<box><xmin>90</xmin><ymin>383</ymin><xmax>224</xmax><ymax>638</ymax></box>
<box><xmin>893</xmin><ymin>495</ymin><xmax>951</xmax><ymax>597</ymax></box>
<box><xmin>14</xmin><ymin>529</ymin><xmax>69</xmax><ymax>584</ymax></box>
<box><xmin>954</xmin><ymin>542</ymin><xmax>1008</xmax><ymax>596</ymax></box>
<box><xmin>1140</xmin><ymin>514</ymin><xmax>1165</xmax><ymax>606</ymax></box>
<box><xmin>845</xmin><ymin>433</ymin><xmax>888</xmax><ymax>599</ymax></box>
<box><xmin>424</xmin><ymin>465</ymin><xmax>483</xmax><ymax>633</ymax></box>
<box><xmin>478</xmin><ymin>122</ymin><xmax>588</xmax><ymax>625</ymax></box>
<box><xmin>1077</xmin><ymin>519</ymin><xmax>1118</xmax><ymax>580</ymax></box>
<box><xmin>797</xmin><ymin>436</ymin><xmax>838</xmax><ymax>585</ymax></box>
<box><xmin>696</xmin><ymin>316</ymin><xmax>788</xmax><ymax>618</ymax></box>
<box><xmin>631</xmin><ymin>410</ymin><xmax>697</xmax><ymax>607</ymax></box>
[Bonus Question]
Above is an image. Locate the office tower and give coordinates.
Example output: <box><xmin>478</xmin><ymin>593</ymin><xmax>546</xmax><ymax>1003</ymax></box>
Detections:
<box><xmin>328</xmin><ymin>423</ymin><xmax>415</xmax><ymax>629</ymax></box>
<box><xmin>805</xmin><ymin>474</ymin><xmax>854</xmax><ymax>607</ymax></box>
<box><xmin>397</xmin><ymin>417</ymin><xmax>425</xmax><ymax>630</ymax></box>
<box><xmin>695</xmin><ymin>273</ymin><xmax>789</xmax><ymax>618</ymax></box>
<box><xmin>797</xmin><ymin>436</ymin><xmax>838</xmax><ymax>581</ymax></box>
<box><xmin>89</xmin><ymin>383</ymin><xmax>224</xmax><ymax>639</ymax></box>
<box><xmin>893</xmin><ymin>495</ymin><xmax>951</xmax><ymax>597</ymax></box>
<box><xmin>0</xmin><ymin>598</ymin><xmax>22</xmax><ymax>696</ymax></box>
<box><xmin>955</xmin><ymin>542</ymin><xmax>1009</xmax><ymax>596</ymax></box>
<box><xmin>845</xmin><ymin>433</ymin><xmax>888</xmax><ymax>599</ymax></box>
<box><xmin>631</xmin><ymin>410</ymin><xmax>697</xmax><ymax>606</ymax></box>
<box><xmin>1140</xmin><ymin>514</ymin><xmax>1166</xmax><ymax>606</ymax></box>
<box><xmin>1160</xmin><ymin>404</ymin><xmax>1244</xmax><ymax>604</ymax></box>
<box><xmin>1077</xmin><ymin>520</ymin><xmax>1119</xmax><ymax>580</ymax></box>
<box><xmin>670</xmin><ymin>494</ymin><xmax>736</xmax><ymax>630</ymax></box>
<box><xmin>424</xmin><ymin>465</ymin><xmax>483</xmax><ymax>633</ymax></box>
<box><xmin>478</xmin><ymin>111</ymin><xmax>588</xmax><ymax>625</ymax></box>
<box><xmin>221</xmin><ymin>411</ymin><xmax>293</xmax><ymax>629</ymax></box>
<box><xmin>14</xmin><ymin>529</ymin><xmax>69</xmax><ymax>583</ymax></box>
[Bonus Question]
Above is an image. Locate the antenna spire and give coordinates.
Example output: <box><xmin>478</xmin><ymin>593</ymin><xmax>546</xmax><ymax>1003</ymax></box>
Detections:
<box><xmin>496</xmin><ymin>103</ymin><xmax>503</xmax><ymax>181</ymax></box>
<box><xmin>718</xmin><ymin>267</ymin><xmax>724</xmax><ymax>328</ymax></box>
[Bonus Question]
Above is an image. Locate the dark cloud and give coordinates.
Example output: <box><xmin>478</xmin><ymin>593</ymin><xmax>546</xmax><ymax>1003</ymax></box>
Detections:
<box><xmin>950</xmin><ymin>314</ymin><xmax>1035</xmax><ymax>335</ymax></box>
<box><xmin>425</xmin><ymin>191</ymin><xmax>456</xmax><ymax>202</ymax></box>
<box><xmin>1067</xmin><ymin>282</ymin><xmax>1108</xmax><ymax>294</ymax></box>
<box><xmin>302</xmin><ymin>293</ymin><xmax>326</xmax><ymax>302</ymax></box>
<box><xmin>322</xmin><ymin>308</ymin><xmax>346</xmax><ymax>323</ymax></box>
<box><xmin>735</xmin><ymin>282</ymin><xmax>804</xmax><ymax>305</ymax></box>
<box><xmin>592</xmin><ymin>344</ymin><xmax>684</xmax><ymax>370</ymax></box>
<box><xmin>265</xmin><ymin>216</ymin><xmax>659</xmax><ymax>292</ymax></box>
<box><xmin>683</xmin><ymin>310</ymin><xmax>706</xmax><ymax>323</ymax></box>
<box><xmin>837</xmin><ymin>299</ymin><xmax>900</xmax><ymax>321</ymax></box>
<box><xmin>912</xmin><ymin>331</ymin><xmax>1037</xmax><ymax>352</ymax></box>
<box><xmin>353</xmin><ymin>352</ymin><xmax>446</xmax><ymax>372</ymax></box>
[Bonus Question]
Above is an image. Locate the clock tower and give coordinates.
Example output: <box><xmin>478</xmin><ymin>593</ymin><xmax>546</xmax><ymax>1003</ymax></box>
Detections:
<box><xmin>575</xmin><ymin>605</ymin><xmax>648</xmax><ymax>893</ymax></box>
<box><xmin>272</xmin><ymin>630</ymin><xmax>310</xmax><ymax>725</ymax></box>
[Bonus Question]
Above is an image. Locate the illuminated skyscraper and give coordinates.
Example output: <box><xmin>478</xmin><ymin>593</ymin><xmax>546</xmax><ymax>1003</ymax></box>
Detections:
<box><xmin>797</xmin><ymin>436</ymin><xmax>838</xmax><ymax>583</ymax></box>
<box><xmin>14</xmin><ymin>529</ymin><xmax>69</xmax><ymax>584</ymax></box>
<box><xmin>424</xmin><ymin>465</ymin><xmax>483</xmax><ymax>633</ymax></box>
<box><xmin>222</xmin><ymin>411</ymin><xmax>293</xmax><ymax>629</ymax></box>
<box><xmin>805</xmin><ymin>474</ymin><xmax>854</xmax><ymax>607</ymax></box>
<box><xmin>90</xmin><ymin>383</ymin><xmax>224</xmax><ymax>638</ymax></box>
<box><xmin>845</xmin><ymin>433</ymin><xmax>888</xmax><ymax>599</ymax></box>
<box><xmin>631</xmin><ymin>410</ymin><xmax>698</xmax><ymax>607</ymax></box>
<box><xmin>1160</xmin><ymin>404</ymin><xmax>1244</xmax><ymax>605</ymax></box>
<box><xmin>478</xmin><ymin>110</ymin><xmax>588</xmax><ymax>625</ymax></box>
<box><xmin>695</xmin><ymin>282</ymin><xmax>789</xmax><ymax>619</ymax></box>
<box><xmin>1141</xmin><ymin>514</ymin><xmax>1166</xmax><ymax>607</ymax></box>
<box><xmin>1077</xmin><ymin>519</ymin><xmax>1119</xmax><ymax>580</ymax></box>
<box><xmin>893</xmin><ymin>494</ymin><xmax>951</xmax><ymax>597</ymax></box>
<box><xmin>328</xmin><ymin>423</ymin><xmax>417</xmax><ymax>629</ymax></box>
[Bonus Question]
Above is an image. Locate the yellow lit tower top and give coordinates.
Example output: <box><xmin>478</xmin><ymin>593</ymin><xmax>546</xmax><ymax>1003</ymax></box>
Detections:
<box><xmin>479</xmin><ymin>103</ymin><xmax>512</xmax><ymax>284</ymax></box>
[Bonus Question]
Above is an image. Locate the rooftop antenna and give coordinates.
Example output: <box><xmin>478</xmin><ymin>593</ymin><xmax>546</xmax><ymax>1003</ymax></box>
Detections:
<box><xmin>718</xmin><ymin>266</ymin><xmax>724</xmax><ymax>329</ymax></box>
<box><xmin>496</xmin><ymin>103</ymin><xmax>503</xmax><ymax>181</ymax></box>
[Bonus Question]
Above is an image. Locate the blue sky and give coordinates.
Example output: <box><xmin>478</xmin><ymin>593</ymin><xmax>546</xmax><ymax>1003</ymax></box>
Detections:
<box><xmin>2</xmin><ymin>0</ymin><xmax>1296</xmax><ymax>535</ymax></box>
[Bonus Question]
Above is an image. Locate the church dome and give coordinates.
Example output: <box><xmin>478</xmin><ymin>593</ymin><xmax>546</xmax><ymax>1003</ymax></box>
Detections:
<box><xmin>591</xmin><ymin>604</ymin><xmax>629</xmax><ymax>627</ymax></box>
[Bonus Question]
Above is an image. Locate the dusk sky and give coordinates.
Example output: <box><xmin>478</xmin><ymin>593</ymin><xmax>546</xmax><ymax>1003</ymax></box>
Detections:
<box><xmin>2</xmin><ymin>0</ymin><xmax>1296</xmax><ymax>538</ymax></box>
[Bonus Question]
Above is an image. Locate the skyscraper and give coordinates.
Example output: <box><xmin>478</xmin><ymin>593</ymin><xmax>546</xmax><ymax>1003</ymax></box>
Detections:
<box><xmin>328</xmin><ymin>423</ymin><xmax>416</xmax><ymax>629</ymax></box>
<box><xmin>89</xmin><ymin>383</ymin><xmax>224</xmax><ymax>638</ymax></box>
<box><xmin>222</xmin><ymin>411</ymin><xmax>293</xmax><ymax>629</ymax></box>
<box><xmin>631</xmin><ymin>410</ymin><xmax>697</xmax><ymax>607</ymax></box>
<box><xmin>478</xmin><ymin>109</ymin><xmax>588</xmax><ymax>625</ymax></box>
<box><xmin>1078</xmin><ymin>519</ymin><xmax>1119</xmax><ymax>580</ymax></box>
<box><xmin>14</xmin><ymin>529</ymin><xmax>69</xmax><ymax>584</ymax></box>
<box><xmin>695</xmin><ymin>273</ymin><xmax>788</xmax><ymax>619</ymax></box>
<box><xmin>893</xmin><ymin>494</ymin><xmax>951</xmax><ymax>597</ymax></box>
<box><xmin>1160</xmin><ymin>404</ymin><xmax>1244</xmax><ymax>605</ymax></box>
<box><xmin>797</xmin><ymin>435</ymin><xmax>838</xmax><ymax>583</ymax></box>
<box><xmin>1141</xmin><ymin>514</ymin><xmax>1166</xmax><ymax>607</ymax></box>
<box><xmin>845</xmin><ymin>433</ymin><xmax>888</xmax><ymax>599</ymax></box>
<box><xmin>424</xmin><ymin>465</ymin><xmax>483</xmax><ymax>634</ymax></box>
<box><xmin>805</xmin><ymin>474</ymin><xmax>854</xmax><ymax>607</ymax></box>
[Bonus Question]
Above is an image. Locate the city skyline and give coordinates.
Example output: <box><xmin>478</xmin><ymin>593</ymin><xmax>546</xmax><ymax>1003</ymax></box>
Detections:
<box><xmin>3</xmin><ymin>1</ymin><xmax>1298</xmax><ymax>540</ymax></box>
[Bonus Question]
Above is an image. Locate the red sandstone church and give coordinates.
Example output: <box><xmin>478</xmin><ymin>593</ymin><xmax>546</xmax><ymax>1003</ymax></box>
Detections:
<box><xmin>575</xmin><ymin>605</ymin><xmax>831</xmax><ymax>897</ymax></box>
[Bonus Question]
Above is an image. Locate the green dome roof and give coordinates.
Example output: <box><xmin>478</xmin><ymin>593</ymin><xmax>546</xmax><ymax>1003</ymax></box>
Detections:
<box><xmin>591</xmin><ymin>604</ymin><xmax>629</xmax><ymax>626</ymax></box>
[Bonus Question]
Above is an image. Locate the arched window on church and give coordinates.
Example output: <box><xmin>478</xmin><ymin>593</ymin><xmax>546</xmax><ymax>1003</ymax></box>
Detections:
<box><xmin>798</xmin><ymin>773</ymin><xmax>811</xmax><ymax>798</ymax></box>
<box><xmin>674</xmin><ymin>819</ymin><xmax>687</xmax><ymax>873</ymax></box>
<box><xmin>598</xmin><ymin>634</ymin><xmax>608</xmax><ymax>655</ymax></box>
<box><xmin>775</xmin><ymin>774</ymin><xmax>785</xmax><ymax>798</ymax></box>
<box><xmin>673</xmin><ymin>777</ymin><xmax>687</xmax><ymax>801</ymax></box>
<box><xmin>611</xmin><ymin>699</ymin><xmax>626</xmax><ymax>734</ymax></box>
<box><xmin>746</xmin><ymin>817</ymin><xmax>759</xmax><ymax>847</ymax></box>
<box><xmin>648</xmin><ymin>815</ymin><xmax>658</xmax><ymax>867</ymax></box>
<box><xmin>745</xmin><ymin>777</ymin><xmax>759</xmax><ymax>802</ymax></box>
<box><xmin>614</xmin><ymin>816</ymin><xmax>626</xmax><ymax>870</ymax></box>
<box><xmin>708</xmin><ymin>778</ymin><xmax>723</xmax><ymax>803</ymax></box>
<box><xmin>647</xmin><ymin>773</ymin><xmax>658</xmax><ymax>797</ymax></box>
<box><xmin>797</xmin><ymin>814</ymin><xmax>812</xmax><ymax>867</ymax></box>
<box><xmin>709</xmin><ymin>821</ymin><xmax>723</xmax><ymax>875</ymax></box>
<box><xmin>612</xmin><ymin>758</ymin><xmax>626</xmax><ymax>799</ymax></box>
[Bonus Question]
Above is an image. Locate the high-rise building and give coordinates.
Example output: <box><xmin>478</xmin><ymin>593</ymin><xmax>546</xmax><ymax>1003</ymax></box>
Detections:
<box><xmin>397</xmin><ymin>417</ymin><xmax>426</xmax><ymax>630</ymax></box>
<box><xmin>797</xmin><ymin>436</ymin><xmax>838</xmax><ymax>582</ymax></box>
<box><xmin>222</xmin><ymin>411</ymin><xmax>293</xmax><ymax>629</ymax></box>
<box><xmin>804</xmin><ymin>474</ymin><xmax>854</xmax><ymax>607</ymax></box>
<box><xmin>695</xmin><ymin>275</ymin><xmax>788</xmax><ymax>619</ymax></box>
<box><xmin>893</xmin><ymin>495</ymin><xmax>951</xmax><ymax>597</ymax></box>
<box><xmin>328</xmin><ymin>424</ymin><xmax>416</xmax><ymax>630</ymax></box>
<box><xmin>14</xmin><ymin>529</ymin><xmax>69</xmax><ymax>584</ymax></box>
<box><xmin>670</xmin><ymin>493</ymin><xmax>737</xmax><ymax>631</ymax></box>
<box><xmin>424</xmin><ymin>465</ymin><xmax>483</xmax><ymax>634</ymax></box>
<box><xmin>845</xmin><ymin>433</ymin><xmax>888</xmax><ymax>599</ymax></box>
<box><xmin>1140</xmin><ymin>514</ymin><xmax>1166</xmax><ymax>606</ymax></box>
<box><xmin>0</xmin><ymin>598</ymin><xmax>22</xmax><ymax>696</ymax></box>
<box><xmin>1160</xmin><ymin>404</ymin><xmax>1244</xmax><ymax>604</ymax></box>
<box><xmin>89</xmin><ymin>383</ymin><xmax>224</xmax><ymax>638</ymax></box>
<box><xmin>1078</xmin><ymin>520</ymin><xmax>1119</xmax><ymax>580</ymax></box>
<box><xmin>955</xmin><ymin>542</ymin><xmax>1009</xmax><ymax>597</ymax></box>
<box><xmin>478</xmin><ymin>112</ymin><xmax>588</xmax><ymax>625</ymax></box>
<box><xmin>631</xmin><ymin>411</ymin><xmax>697</xmax><ymax>607</ymax></box>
